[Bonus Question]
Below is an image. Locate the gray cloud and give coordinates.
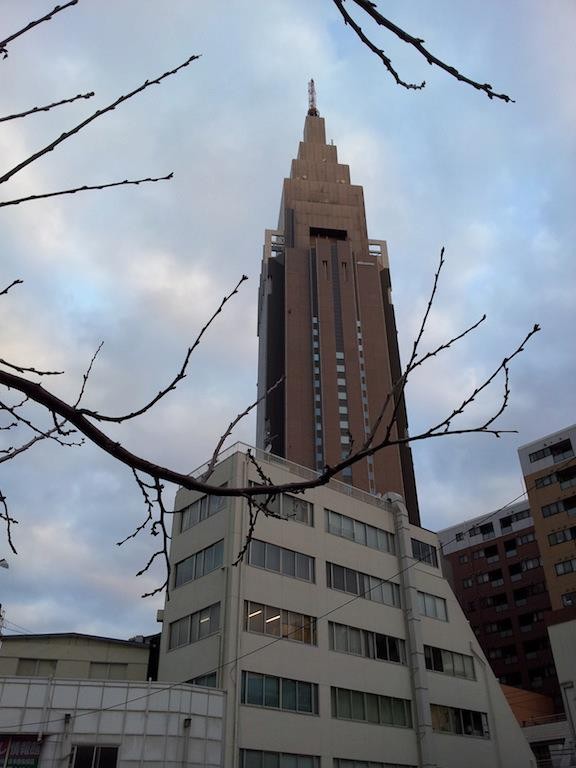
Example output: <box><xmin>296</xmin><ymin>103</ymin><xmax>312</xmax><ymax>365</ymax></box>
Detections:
<box><xmin>1</xmin><ymin>0</ymin><xmax>574</xmax><ymax>635</ymax></box>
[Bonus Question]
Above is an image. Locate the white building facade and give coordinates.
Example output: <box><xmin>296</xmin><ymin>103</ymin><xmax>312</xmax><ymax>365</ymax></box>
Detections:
<box><xmin>158</xmin><ymin>445</ymin><xmax>536</xmax><ymax>768</ymax></box>
<box><xmin>0</xmin><ymin>676</ymin><xmax>224</xmax><ymax>768</ymax></box>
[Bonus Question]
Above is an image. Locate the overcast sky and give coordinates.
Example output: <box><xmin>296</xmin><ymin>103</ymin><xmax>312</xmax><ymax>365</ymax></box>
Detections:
<box><xmin>0</xmin><ymin>0</ymin><xmax>574</xmax><ymax>639</ymax></box>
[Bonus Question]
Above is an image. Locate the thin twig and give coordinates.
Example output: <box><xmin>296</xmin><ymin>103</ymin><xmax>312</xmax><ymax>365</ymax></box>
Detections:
<box><xmin>0</xmin><ymin>55</ymin><xmax>200</xmax><ymax>186</ymax></box>
<box><xmin>116</xmin><ymin>469</ymin><xmax>155</xmax><ymax>546</ymax></box>
<box><xmin>74</xmin><ymin>342</ymin><xmax>104</xmax><ymax>407</ymax></box>
<box><xmin>0</xmin><ymin>0</ymin><xmax>78</xmax><ymax>59</ymax></box>
<box><xmin>0</xmin><ymin>92</ymin><xmax>94</xmax><ymax>123</ymax></box>
<box><xmin>0</xmin><ymin>431</ymin><xmax>58</xmax><ymax>464</ymax></box>
<box><xmin>0</xmin><ymin>358</ymin><xmax>63</xmax><ymax>376</ymax></box>
<box><xmin>332</xmin><ymin>0</ymin><xmax>424</xmax><ymax>91</ymax></box>
<box><xmin>0</xmin><ymin>279</ymin><xmax>23</xmax><ymax>296</ymax></box>
<box><xmin>334</xmin><ymin>0</ymin><xmax>514</xmax><ymax>102</ymax></box>
<box><xmin>233</xmin><ymin>495</ymin><xmax>261</xmax><ymax>567</ymax></box>
<box><xmin>0</xmin><ymin>397</ymin><xmax>82</xmax><ymax>447</ymax></box>
<box><xmin>0</xmin><ymin>489</ymin><xmax>18</xmax><ymax>554</ymax></box>
<box><xmin>78</xmin><ymin>275</ymin><xmax>248</xmax><ymax>423</ymax></box>
<box><xmin>139</xmin><ymin>480</ymin><xmax>171</xmax><ymax>599</ymax></box>
<box><xmin>0</xmin><ymin>174</ymin><xmax>174</xmax><ymax>208</ymax></box>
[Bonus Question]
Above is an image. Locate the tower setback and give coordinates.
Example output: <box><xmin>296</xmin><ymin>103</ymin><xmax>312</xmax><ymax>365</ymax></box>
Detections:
<box><xmin>256</xmin><ymin>108</ymin><xmax>419</xmax><ymax>524</ymax></box>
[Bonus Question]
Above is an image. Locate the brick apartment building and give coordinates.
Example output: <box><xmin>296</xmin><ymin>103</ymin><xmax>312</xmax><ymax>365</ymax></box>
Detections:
<box><xmin>518</xmin><ymin>424</ymin><xmax>576</xmax><ymax>613</ymax></box>
<box><xmin>439</xmin><ymin>501</ymin><xmax>561</xmax><ymax>708</ymax></box>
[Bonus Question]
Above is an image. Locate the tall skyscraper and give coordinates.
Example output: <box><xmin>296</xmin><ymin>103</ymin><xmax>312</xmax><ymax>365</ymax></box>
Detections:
<box><xmin>256</xmin><ymin>91</ymin><xmax>419</xmax><ymax>524</ymax></box>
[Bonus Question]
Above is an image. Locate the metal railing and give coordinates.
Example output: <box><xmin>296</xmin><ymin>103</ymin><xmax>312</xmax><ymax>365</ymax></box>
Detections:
<box><xmin>190</xmin><ymin>442</ymin><xmax>394</xmax><ymax>512</ymax></box>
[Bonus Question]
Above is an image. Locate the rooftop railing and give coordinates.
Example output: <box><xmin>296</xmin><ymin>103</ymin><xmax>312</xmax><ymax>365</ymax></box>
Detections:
<box><xmin>190</xmin><ymin>442</ymin><xmax>393</xmax><ymax>512</ymax></box>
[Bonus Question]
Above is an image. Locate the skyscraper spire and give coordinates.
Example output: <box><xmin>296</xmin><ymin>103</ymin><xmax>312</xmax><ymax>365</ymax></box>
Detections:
<box><xmin>307</xmin><ymin>78</ymin><xmax>319</xmax><ymax>116</ymax></box>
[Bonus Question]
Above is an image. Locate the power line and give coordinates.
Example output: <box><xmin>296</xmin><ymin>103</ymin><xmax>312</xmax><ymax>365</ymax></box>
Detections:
<box><xmin>0</xmin><ymin>464</ymin><xmax>559</xmax><ymax>731</ymax></box>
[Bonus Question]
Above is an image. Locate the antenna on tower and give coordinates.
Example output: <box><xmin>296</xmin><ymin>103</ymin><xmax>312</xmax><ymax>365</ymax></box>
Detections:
<box><xmin>308</xmin><ymin>79</ymin><xmax>319</xmax><ymax>117</ymax></box>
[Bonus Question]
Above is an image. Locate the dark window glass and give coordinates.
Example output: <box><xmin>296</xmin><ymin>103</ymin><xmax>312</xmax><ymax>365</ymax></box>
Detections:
<box><xmin>281</xmin><ymin>678</ymin><xmax>297</xmax><ymax>711</ymax></box>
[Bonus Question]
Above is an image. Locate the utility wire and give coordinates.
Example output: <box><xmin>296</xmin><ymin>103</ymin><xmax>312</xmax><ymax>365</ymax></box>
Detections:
<box><xmin>2</xmin><ymin>460</ymin><xmax>567</xmax><ymax>731</ymax></box>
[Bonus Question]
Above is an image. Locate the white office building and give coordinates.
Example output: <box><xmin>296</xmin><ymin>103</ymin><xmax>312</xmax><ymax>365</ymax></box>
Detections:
<box><xmin>157</xmin><ymin>444</ymin><xmax>535</xmax><ymax>768</ymax></box>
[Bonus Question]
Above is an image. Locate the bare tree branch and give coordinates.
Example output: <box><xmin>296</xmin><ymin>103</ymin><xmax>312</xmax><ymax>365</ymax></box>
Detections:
<box><xmin>0</xmin><ymin>279</ymin><xmax>23</xmax><ymax>296</ymax></box>
<box><xmin>77</xmin><ymin>275</ymin><xmax>248</xmax><ymax>423</ymax></box>
<box><xmin>138</xmin><ymin>479</ymin><xmax>171</xmax><ymax>599</ymax></box>
<box><xmin>116</xmin><ymin>469</ymin><xmax>155</xmax><ymax>547</ymax></box>
<box><xmin>0</xmin><ymin>0</ymin><xmax>78</xmax><ymax>59</ymax></box>
<box><xmin>0</xmin><ymin>54</ymin><xmax>200</xmax><ymax>187</ymax></box>
<box><xmin>332</xmin><ymin>0</ymin><xmax>424</xmax><ymax>91</ymax></box>
<box><xmin>0</xmin><ymin>91</ymin><xmax>94</xmax><ymax>123</ymax></box>
<box><xmin>332</xmin><ymin>0</ymin><xmax>514</xmax><ymax>102</ymax></box>
<box><xmin>232</xmin><ymin>495</ymin><xmax>261</xmax><ymax>567</ymax></box>
<box><xmin>0</xmin><ymin>397</ymin><xmax>82</xmax><ymax>448</ymax></box>
<box><xmin>0</xmin><ymin>173</ymin><xmax>174</xmax><ymax>208</ymax></box>
<box><xmin>0</xmin><ymin>430</ymin><xmax>59</xmax><ymax>464</ymax></box>
<box><xmin>73</xmin><ymin>342</ymin><xmax>104</xmax><ymax>408</ymax></box>
<box><xmin>0</xmin><ymin>324</ymin><xmax>540</xmax><ymax>499</ymax></box>
<box><xmin>0</xmin><ymin>489</ymin><xmax>18</xmax><ymax>554</ymax></box>
<box><xmin>0</xmin><ymin>358</ymin><xmax>63</xmax><ymax>376</ymax></box>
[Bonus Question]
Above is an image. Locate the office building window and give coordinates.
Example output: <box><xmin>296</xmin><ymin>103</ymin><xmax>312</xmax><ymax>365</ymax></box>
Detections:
<box><xmin>562</xmin><ymin>591</ymin><xmax>576</xmax><ymax>607</ymax></box>
<box><xmin>411</xmin><ymin>539</ymin><xmax>438</xmax><ymax>567</ymax></box>
<box><xmin>249</xmin><ymin>491</ymin><xmax>314</xmax><ymax>526</ymax></box>
<box><xmin>331</xmin><ymin>687</ymin><xmax>412</xmax><ymax>728</ymax></box>
<box><xmin>241</xmin><ymin>671</ymin><xmax>318</xmax><ymax>714</ymax></box>
<box><xmin>326</xmin><ymin>562</ymin><xmax>400</xmax><ymax>607</ymax></box>
<box><xmin>174</xmin><ymin>539</ymin><xmax>224</xmax><ymax>588</ymax></box>
<box><xmin>179</xmin><ymin>487</ymin><xmax>227</xmax><ymax>532</ymax></box>
<box><xmin>249</xmin><ymin>540</ymin><xmax>315</xmax><ymax>582</ymax></box>
<box><xmin>70</xmin><ymin>746</ymin><xmax>118</xmax><ymax>768</ymax></box>
<box><xmin>328</xmin><ymin>621</ymin><xmax>406</xmax><ymax>664</ymax></box>
<box><xmin>190</xmin><ymin>672</ymin><xmax>218</xmax><ymax>687</ymax></box>
<box><xmin>240</xmin><ymin>751</ymin><xmax>319</xmax><ymax>768</ymax></box>
<box><xmin>169</xmin><ymin>602</ymin><xmax>221</xmax><ymax>650</ymax></box>
<box><xmin>463</xmin><ymin>577</ymin><xmax>473</xmax><ymax>588</ymax></box>
<box><xmin>431</xmin><ymin>705</ymin><xmax>489</xmax><ymax>738</ymax></box>
<box><xmin>417</xmin><ymin>591</ymin><xmax>447</xmax><ymax>621</ymax></box>
<box><xmin>88</xmin><ymin>663</ymin><xmax>128</xmax><ymax>680</ymax></box>
<box><xmin>16</xmin><ymin>658</ymin><xmax>57</xmax><ymax>677</ymax></box>
<box><xmin>326</xmin><ymin>510</ymin><xmax>395</xmax><ymax>554</ymax></box>
<box><xmin>245</xmin><ymin>601</ymin><xmax>316</xmax><ymax>645</ymax></box>
<box><xmin>424</xmin><ymin>645</ymin><xmax>475</xmax><ymax>679</ymax></box>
